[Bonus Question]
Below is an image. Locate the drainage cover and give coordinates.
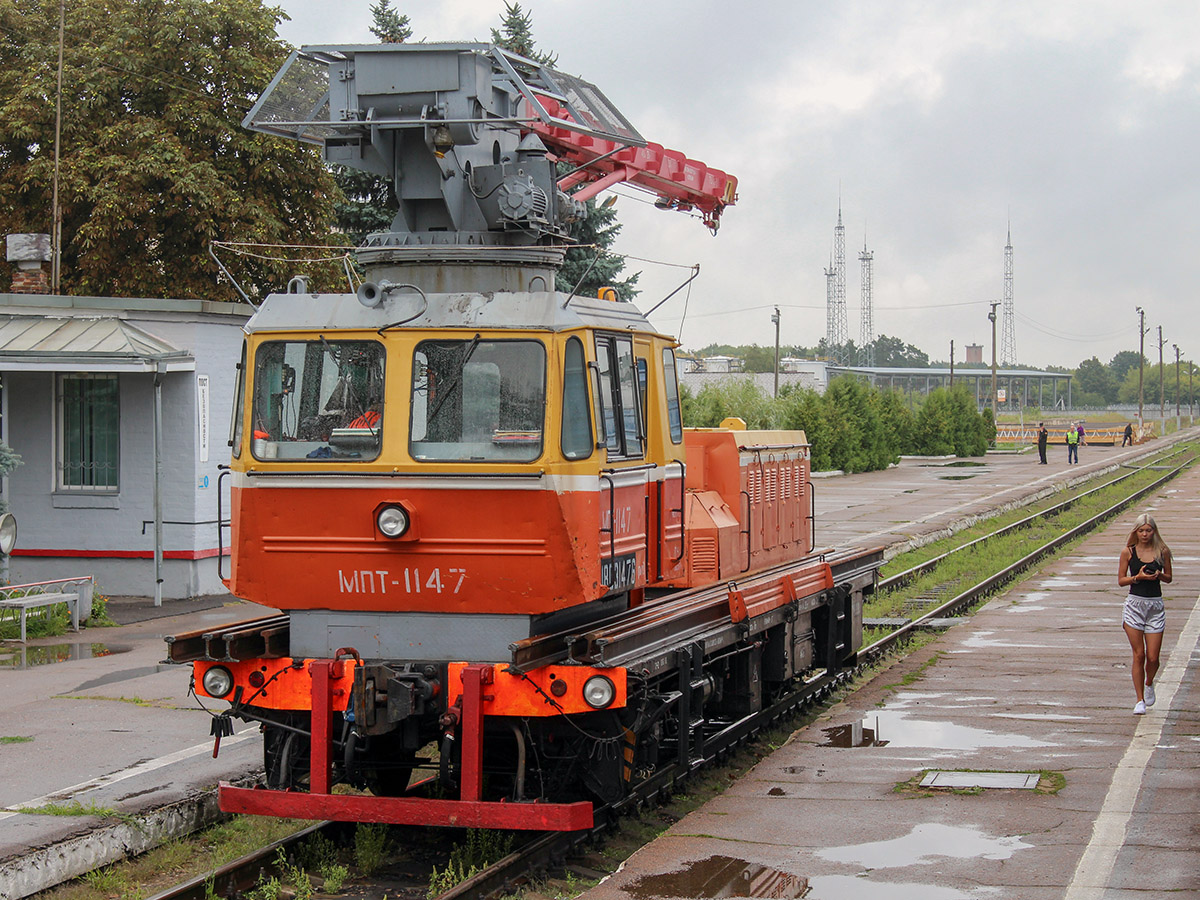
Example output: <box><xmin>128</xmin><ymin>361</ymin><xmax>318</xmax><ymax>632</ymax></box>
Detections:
<box><xmin>920</xmin><ymin>771</ymin><xmax>1039</xmax><ymax>789</ymax></box>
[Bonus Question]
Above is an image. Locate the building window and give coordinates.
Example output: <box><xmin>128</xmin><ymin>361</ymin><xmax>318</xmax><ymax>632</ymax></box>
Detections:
<box><xmin>58</xmin><ymin>374</ymin><xmax>120</xmax><ymax>491</ymax></box>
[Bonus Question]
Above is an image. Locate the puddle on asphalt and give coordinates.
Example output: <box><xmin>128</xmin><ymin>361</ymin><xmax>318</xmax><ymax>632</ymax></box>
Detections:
<box><xmin>937</xmin><ymin>474</ymin><xmax>978</xmax><ymax>480</ymax></box>
<box><xmin>818</xmin><ymin>709</ymin><xmax>1052</xmax><ymax>751</ymax></box>
<box><xmin>819</xmin><ymin>719</ymin><xmax>889</xmax><ymax>747</ymax></box>
<box><xmin>920</xmin><ymin>461</ymin><xmax>985</xmax><ymax>468</ymax></box>
<box><xmin>0</xmin><ymin>643</ymin><xmax>131</xmax><ymax>669</ymax></box>
<box><xmin>818</xmin><ymin>822</ymin><xmax>1033</xmax><ymax>867</ymax></box>
<box><xmin>624</xmin><ymin>856</ymin><xmax>808</xmax><ymax>899</ymax></box>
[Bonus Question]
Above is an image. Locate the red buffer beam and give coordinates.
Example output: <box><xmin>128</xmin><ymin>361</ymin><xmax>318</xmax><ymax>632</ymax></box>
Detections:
<box><xmin>528</xmin><ymin>96</ymin><xmax>738</xmax><ymax>232</ymax></box>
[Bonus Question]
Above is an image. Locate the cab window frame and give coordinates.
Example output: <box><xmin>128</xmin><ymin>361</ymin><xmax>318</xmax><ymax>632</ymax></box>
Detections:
<box><xmin>592</xmin><ymin>333</ymin><xmax>644</xmax><ymax>460</ymax></box>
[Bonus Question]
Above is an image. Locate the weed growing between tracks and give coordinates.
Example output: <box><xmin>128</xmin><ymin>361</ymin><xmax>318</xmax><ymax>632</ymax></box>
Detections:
<box><xmin>32</xmin><ymin>817</ymin><xmax>311</xmax><ymax>900</ymax></box>
<box><xmin>427</xmin><ymin>830</ymin><xmax>514</xmax><ymax>897</ymax></box>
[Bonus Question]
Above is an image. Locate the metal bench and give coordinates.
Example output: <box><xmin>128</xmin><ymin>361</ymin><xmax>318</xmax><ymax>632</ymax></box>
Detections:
<box><xmin>0</xmin><ymin>588</ymin><xmax>83</xmax><ymax>643</ymax></box>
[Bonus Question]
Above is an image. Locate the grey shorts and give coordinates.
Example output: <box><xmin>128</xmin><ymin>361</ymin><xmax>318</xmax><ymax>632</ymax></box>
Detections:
<box><xmin>1124</xmin><ymin>595</ymin><xmax>1165</xmax><ymax>633</ymax></box>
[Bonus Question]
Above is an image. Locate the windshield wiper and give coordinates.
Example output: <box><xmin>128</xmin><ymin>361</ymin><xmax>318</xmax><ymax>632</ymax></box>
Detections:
<box><xmin>427</xmin><ymin>334</ymin><xmax>482</xmax><ymax>423</ymax></box>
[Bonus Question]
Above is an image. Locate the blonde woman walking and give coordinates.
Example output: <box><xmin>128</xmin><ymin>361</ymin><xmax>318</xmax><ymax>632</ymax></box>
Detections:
<box><xmin>1117</xmin><ymin>514</ymin><xmax>1172</xmax><ymax>714</ymax></box>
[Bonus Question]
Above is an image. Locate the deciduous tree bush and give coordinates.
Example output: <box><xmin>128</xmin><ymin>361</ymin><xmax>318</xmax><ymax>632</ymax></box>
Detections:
<box><xmin>0</xmin><ymin>0</ymin><xmax>339</xmax><ymax>300</ymax></box>
<box><xmin>681</xmin><ymin>377</ymin><xmax>994</xmax><ymax>472</ymax></box>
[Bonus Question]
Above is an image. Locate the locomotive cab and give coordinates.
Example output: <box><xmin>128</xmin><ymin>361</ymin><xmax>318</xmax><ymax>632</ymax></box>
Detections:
<box><xmin>223</xmin><ymin>288</ymin><xmax>692</xmax><ymax>660</ymax></box>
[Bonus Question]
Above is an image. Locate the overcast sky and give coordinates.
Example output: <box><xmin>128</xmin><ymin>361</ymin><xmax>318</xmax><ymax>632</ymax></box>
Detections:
<box><xmin>272</xmin><ymin>1</ymin><xmax>1200</xmax><ymax>369</ymax></box>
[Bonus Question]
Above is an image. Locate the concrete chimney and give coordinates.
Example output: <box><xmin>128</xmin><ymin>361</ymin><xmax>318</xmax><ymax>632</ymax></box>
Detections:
<box><xmin>7</xmin><ymin>233</ymin><xmax>52</xmax><ymax>294</ymax></box>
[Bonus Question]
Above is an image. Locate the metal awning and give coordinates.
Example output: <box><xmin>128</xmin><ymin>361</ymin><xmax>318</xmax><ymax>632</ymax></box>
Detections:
<box><xmin>0</xmin><ymin>315</ymin><xmax>195</xmax><ymax>372</ymax></box>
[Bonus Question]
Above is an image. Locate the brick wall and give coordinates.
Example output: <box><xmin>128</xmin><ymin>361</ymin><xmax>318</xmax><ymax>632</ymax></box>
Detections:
<box><xmin>10</xmin><ymin>265</ymin><xmax>49</xmax><ymax>294</ymax></box>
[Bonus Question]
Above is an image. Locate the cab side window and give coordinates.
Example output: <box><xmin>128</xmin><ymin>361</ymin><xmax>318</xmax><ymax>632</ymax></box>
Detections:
<box><xmin>662</xmin><ymin>348</ymin><xmax>683</xmax><ymax>444</ymax></box>
<box><xmin>593</xmin><ymin>334</ymin><xmax>643</xmax><ymax>459</ymax></box>
<box><xmin>561</xmin><ymin>337</ymin><xmax>594</xmax><ymax>460</ymax></box>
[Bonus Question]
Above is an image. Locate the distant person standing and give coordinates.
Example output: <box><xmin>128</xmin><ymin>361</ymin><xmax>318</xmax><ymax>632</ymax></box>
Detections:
<box><xmin>1077</xmin><ymin>422</ymin><xmax>1086</xmax><ymax>447</ymax></box>
<box><xmin>1123</xmin><ymin>422</ymin><xmax>1134</xmax><ymax>446</ymax></box>
<box><xmin>1037</xmin><ymin>423</ymin><xmax>1048</xmax><ymax>464</ymax></box>
<box><xmin>1066</xmin><ymin>423</ymin><xmax>1079</xmax><ymax>464</ymax></box>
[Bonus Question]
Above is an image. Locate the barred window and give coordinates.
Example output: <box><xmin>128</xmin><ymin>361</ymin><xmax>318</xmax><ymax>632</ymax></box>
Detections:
<box><xmin>58</xmin><ymin>374</ymin><xmax>120</xmax><ymax>491</ymax></box>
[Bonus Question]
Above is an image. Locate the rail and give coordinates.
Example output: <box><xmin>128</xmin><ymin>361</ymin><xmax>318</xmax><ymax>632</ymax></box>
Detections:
<box><xmin>863</xmin><ymin>449</ymin><xmax>1194</xmax><ymax>658</ymax></box>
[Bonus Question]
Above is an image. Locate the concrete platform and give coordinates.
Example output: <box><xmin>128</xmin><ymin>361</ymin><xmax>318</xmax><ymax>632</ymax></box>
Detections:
<box><xmin>0</xmin><ymin>596</ymin><xmax>274</xmax><ymax>899</ymax></box>
<box><xmin>0</xmin><ymin>431</ymin><xmax>1192</xmax><ymax>899</ymax></box>
<box><xmin>580</xmin><ymin>456</ymin><xmax>1200</xmax><ymax>898</ymax></box>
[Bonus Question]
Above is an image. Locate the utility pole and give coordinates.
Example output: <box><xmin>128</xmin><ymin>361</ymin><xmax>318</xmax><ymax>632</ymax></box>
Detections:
<box><xmin>988</xmin><ymin>302</ymin><xmax>999</xmax><ymax>414</ymax></box>
<box><xmin>1136</xmin><ymin>307</ymin><xmax>1145</xmax><ymax>424</ymax></box>
<box><xmin>1173</xmin><ymin>344</ymin><xmax>1180</xmax><ymax>417</ymax></box>
<box><xmin>771</xmin><ymin>306</ymin><xmax>780</xmax><ymax>398</ymax></box>
<box><xmin>949</xmin><ymin>339</ymin><xmax>954</xmax><ymax>389</ymax></box>
<box><xmin>1158</xmin><ymin>325</ymin><xmax>1166</xmax><ymax>418</ymax></box>
<box><xmin>51</xmin><ymin>0</ymin><xmax>66</xmax><ymax>293</ymax></box>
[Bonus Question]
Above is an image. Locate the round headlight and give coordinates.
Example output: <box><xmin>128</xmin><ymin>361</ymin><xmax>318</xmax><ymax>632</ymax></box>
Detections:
<box><xmin>377</xmin><ymin>505</ymin><xmax>410</xmax><ymax>538</ymax></box>
<box><xmin>582</xmin><ymin>675</ymin><xmax>616</xmax><ymax>709</ymax></box>
<box><xmin>202</xmin><ymin>665</ymin><xmax>235</xmax><ymax>699</ymax></box>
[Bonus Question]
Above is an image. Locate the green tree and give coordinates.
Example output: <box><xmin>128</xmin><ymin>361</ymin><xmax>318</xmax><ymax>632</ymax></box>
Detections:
<box><xmin>556</xmin><ymin>198</ymin><xmax>639</xmax><ymax>300</ymax></box>
<box><xmin>369</xmin><ymin>0</ymin><xmax>412</xmax><ymax>42</ymax></box>
<box><xmin>490</xmin><ymin>1</ymin><xmax>556</xmax><ymax>64</ymax></box>
<box><xmin>778</xmin><ymin>386</ymin><xmax>834</xmax><ymax>472</ymax></box>
<box><xmin>914</xmin><ymin>389</ymin><xmax>956</xmax><ymax>456</ymax></box>
<box><xmin>740</xmin><ymin>345</ymin><xmax>777</xmax><ymax>374</ymax></box>
<box><xmin>0</xmin><ymin>0</ymin><xmax>339</xmax><ymax>301</ymax></box>
<box><xmin>683</xmin><ymin>380</ymin><xmax>776</xmax><ymax>429</ymax></box>
<box><xmin>487</xmin><ymin>4</ymin><xmax>635</xmax><ymax>300</ymax></box>
<box><xmin>1074</xmin><ymin>356</ymin><xmax>1116</xmax><ymax>404</ymax></box>
<box><xmin>872</xmin><ymin>334</ymin><xmax>930</xmax><ymax>367</ymax></box>
<box><xmin>1108</xmin><ymin>350</ymin><xmax>1143</xmax><ymax>385</ymax></box>
<box><xmin>876</xmin><ymin>388</ymin><xmax>915</xmax><ymax>455</ymax></box>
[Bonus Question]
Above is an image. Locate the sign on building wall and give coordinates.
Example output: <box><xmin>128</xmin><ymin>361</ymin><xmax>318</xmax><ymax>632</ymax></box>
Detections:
<box><xmin>197</xmin><ymin>374</ymin><xmax>210</xmax><ymax>463</ymax></box>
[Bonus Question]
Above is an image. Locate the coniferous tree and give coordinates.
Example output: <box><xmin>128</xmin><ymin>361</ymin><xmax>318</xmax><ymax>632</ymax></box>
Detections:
<box><xmin>331</xmin><ymin>0</ymin><xmax>407</xmax><ymax>244</ymax></box>
<box><xmin>489</xmin><ymin>3</ymin><xmax>637</xmax><ymax>298</ymax></box>
<box><xmin>556</xmin><ymin>199</ymin><xmax>639</xmax><ymax>299</ymax></box>
<box><xmin>370</xmin><ymin>0</ymin><xmax>413</xmax><ymax>42</ymax></box>
<box><xmin>490</xmin><ymin>2</ymin><xmax>556</xmax><ymax>64</ymax></box>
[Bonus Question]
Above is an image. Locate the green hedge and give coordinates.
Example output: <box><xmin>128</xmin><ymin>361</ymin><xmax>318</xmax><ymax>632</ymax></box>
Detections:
<box><xmin>681</xmin><ymin>376</ymin><xmax>995</xmax><ymax>473</ymax></box>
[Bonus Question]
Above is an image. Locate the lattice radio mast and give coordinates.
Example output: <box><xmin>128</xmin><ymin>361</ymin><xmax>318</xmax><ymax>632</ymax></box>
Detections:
<box><xmin>830</xmin><ymin>204</ymin><xmax>848</xmax><ymax>360</ymax></box>
<box><xmin>824</xmin><ymin>255</ymin><xmax>837</xmax><ymax>357</ymax></box>
<box><xmin>859</xmin><ymin>239</ymin><xmax>874</xmax><ymax>366</ymax></box>
<box><xmin>1001</xmin><ymin>225</ymin><xmax>1015</xmax><ymax>366</ymax></box>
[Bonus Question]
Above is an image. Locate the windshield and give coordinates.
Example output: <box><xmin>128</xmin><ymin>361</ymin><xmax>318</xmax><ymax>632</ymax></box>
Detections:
<box><xmin>410</xmin><ymin>338</ymin><xmax>546</xmax><ymax>462</ymax></box>
<box><xmin>252</xmin><ymin>339</ymin><xmax>385</xmax><ymax>461</ymax></box>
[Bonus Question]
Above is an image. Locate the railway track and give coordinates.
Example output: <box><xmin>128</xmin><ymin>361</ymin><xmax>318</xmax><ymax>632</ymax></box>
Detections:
<box><xmin>140</xmin><ymin>445</ymin><xmax>1196</xmax><ymax>900</ymax></box>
